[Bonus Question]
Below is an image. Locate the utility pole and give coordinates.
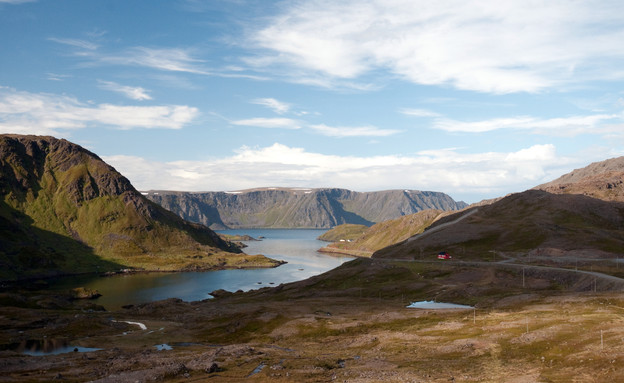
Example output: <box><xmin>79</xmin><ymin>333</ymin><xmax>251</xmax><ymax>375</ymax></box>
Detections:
<box><xmin>522</xmin><ymin>267</ymin><xmax>525</xmax><ymax>288</ymax></box>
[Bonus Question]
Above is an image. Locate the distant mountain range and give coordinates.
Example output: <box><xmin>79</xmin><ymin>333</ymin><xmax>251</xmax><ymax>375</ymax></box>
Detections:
<box><xmin>0</xmin><ymin>135</ymin><xmax>279</xmax><ymax>281</ymax></box>
<box><xmin>144</xmin><ymin>188</ymin><xmax>468</xmax><ymax>229</ymax></box>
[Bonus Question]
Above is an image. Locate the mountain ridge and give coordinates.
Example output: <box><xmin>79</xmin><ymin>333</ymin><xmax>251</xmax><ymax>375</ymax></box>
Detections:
<box><xmin>144</xmin><ymin>188</ymin><xmax>467</xmax><ymax>229</ymax></box>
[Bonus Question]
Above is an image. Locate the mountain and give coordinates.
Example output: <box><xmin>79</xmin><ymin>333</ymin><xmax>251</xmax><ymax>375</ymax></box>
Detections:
<box><xmin>144</xmin><ymin>188</ymin><xmax>467</xmax><ymax>229</ymax></box>
<box><xmin>534</xmin><ymin>156</ymin><xmax>624</xmax><ymax>202</ymax></box>
<box><xmin>373</xmin><ymin>189</ymin><xmax>624</xmax><ymax>261</ymax></box>
<box><xmin>318</xmin><ymin>209</ymin><xmax>445</xmax><ymax>257</ymax></box>
<box><xmin>0</xmin><ymin>135</ymin><xmax>280</xmax><ymax>281</ymax></box>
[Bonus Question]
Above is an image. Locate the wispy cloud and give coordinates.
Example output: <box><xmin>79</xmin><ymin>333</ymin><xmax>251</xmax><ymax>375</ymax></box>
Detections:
<box><xmin>0</xmin><ymin>87</ymin><xmax>197</xmax><ymax>135</ymax></box>
<box><xmin>104</xmin><ymin>142</ymin><xmax>583</xmax><ymax>202</ymax></box>
<box><xmin>309</xmin><ymin>124</ymin><xmax>401</xmax><ymax>137</ymax></box>
<box><xmin>0</xmin><ymin>0</ymin><xmax>36</xmax><ymax>4</ymax></box>
<box><xmin>48</xmin><ymin>37</ymin><xmax>99</xmax><ymax>51</ymax></box>
<box><xmin>399</xmin><ymin>108</ymin><xmax>441</xmax><ymax>118</ymax></box>
<box><xmin>248</xmin><ymin>1</ymin><xmax>624</xmax><ymax>93</ymax></box>
<box><xmin>230</xmin><ymin>116</ymin><xmax>400</xmax><ymax>137</ymax></box>
<box><xmin>46</xmin><ymin>73</ymin><xmax>72</xmax><ymax>82</ymax></box>
<box><xmin>98</xmin><ymin>80</ymin><xmax>152</xmax><ymax>101</ymax></box>
<box><xmin>251</xmin><ymin>98</ymin><xmax>291</xmax><ymax>114</ymax></box>
<box><xmin>431</xmin><ymin>114</ymin><xmax>621</xmax><ymax>136</ymax></box>
<box><xmin>231</xmin><ymin>117</ymin><xmax>301</xmax><ymax>130</ymax></box>
<box><xmin>101</xmin><ymin>46</ymin><xmax>210</xmax><ymax>75</ymax></box>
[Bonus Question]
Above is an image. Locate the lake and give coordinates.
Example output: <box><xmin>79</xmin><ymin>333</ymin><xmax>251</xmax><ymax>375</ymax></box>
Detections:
<box><xmin>50</xmin><ymin>229</ymin><xmax>353</xmax><ymax>310</ymax></box>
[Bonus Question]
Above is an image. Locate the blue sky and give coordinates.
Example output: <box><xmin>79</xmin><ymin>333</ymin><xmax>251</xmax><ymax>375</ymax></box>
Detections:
<box><xmin>1</xmin><ymin>0</ymin><xmax>624</xmax><ymax>203</ymax></box>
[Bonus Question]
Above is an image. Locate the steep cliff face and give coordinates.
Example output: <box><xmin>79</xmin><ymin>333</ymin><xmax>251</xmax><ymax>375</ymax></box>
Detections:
<box><xmin>0</xmin><ymin>135</ymin><xmax>278</xmax><ymax>281</ymax></box>
<box><xmin>145</xmin><ymin>187</ymin><xmax>467</xmax><ymax>229</ymax></box>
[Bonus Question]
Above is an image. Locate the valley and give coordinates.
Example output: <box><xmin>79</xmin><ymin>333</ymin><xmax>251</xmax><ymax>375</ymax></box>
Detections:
<box><xmin>2</xmin><ymin>136</ymin><xmax>624</xmax><ymax>382</ymax></box>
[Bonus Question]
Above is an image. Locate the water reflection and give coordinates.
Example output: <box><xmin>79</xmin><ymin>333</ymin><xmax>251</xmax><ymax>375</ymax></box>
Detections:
<box><xmin>50</xmin><ymin>229</ymin><xmax>353</xmax><ymax>310</ymax></box>
<box><xmin>8</xmin><ymin>339</ymin><xmax>101</xmax><ymax>356</ymax></box>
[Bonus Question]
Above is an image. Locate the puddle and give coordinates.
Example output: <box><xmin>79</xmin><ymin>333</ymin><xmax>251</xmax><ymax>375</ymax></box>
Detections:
<box><xmin>247</xmin><ymin>362</ymin><xmax>266</xmax><ymax>377</ymax></box>
<box><xmin>154</xmin><ymin>344</ymin><xmax>173</xmax><ymax>351</ymax></box>
<box><xmin>406</xmin><ymin>300</ymin><xmax>473</xmax><ymax>309</ymax></box>
<box><xmin>5</xmin><ymin>339</ymin><xmax>101</xmax><ymax>356</ymax></box>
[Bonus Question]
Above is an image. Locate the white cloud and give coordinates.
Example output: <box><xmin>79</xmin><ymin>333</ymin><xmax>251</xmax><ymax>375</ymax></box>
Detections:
<box><xmin>46</xmin><ymin>73</ymin><xmax>72</xmax><ymax>82</ymax></box>
<box><xmin>102</xmin><ymin>47</ymin><xmax>211</xmax><ymax>75</ymax></box>
<box><xmin>251</xmin><ymin>98</ymin><xmax>291</xmax><ymax>114</ymax></box>
<box><xmin>432</xmin><ymin>114</ymin><xmax>621</xmax><ymax>136</ymax></box>
<box><xmin>249</xmin><ymin>0</ymin><xmax>624</xmax><ymax>93</ymax></box>
<box><xmin>308</xmin><ymin>124</ymin><xmax>401</xmax><ymax>137</ymax></box>
<box><xmin>98</xmin><ymin>80</ymin><xmax>152</xmax><ymax>101</ymax></box>
<box><xmin>231</xmin><ymin>117</ymin><xmax>301</xmax><ymax>130</ymax></box>
<box><xmin>104</xmin><ymin>142</ymin><xmax>582</xmax><ymax>203</ymax></box>
<box><xmin>0</xmin><ymin>87</ymin><xmax>198</xmax><ymax>135</ymax></box>
<box><xmin>399</xmin><ymin>108</ymin><xmax>441</xmax><ymax>118</ymax></box>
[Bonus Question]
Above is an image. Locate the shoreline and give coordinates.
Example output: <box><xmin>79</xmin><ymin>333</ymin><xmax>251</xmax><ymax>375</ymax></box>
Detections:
<box><xmin>0</xmin><ymin>258</ymin><xmax>287</xmax><ymax>287</ymax></box>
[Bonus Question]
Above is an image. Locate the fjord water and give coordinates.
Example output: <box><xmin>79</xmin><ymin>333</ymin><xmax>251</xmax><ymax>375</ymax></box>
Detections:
<box><xmin>51</xmin><ymin>229</ymin><xmax>352</xmax><ymax>310</ymax></box>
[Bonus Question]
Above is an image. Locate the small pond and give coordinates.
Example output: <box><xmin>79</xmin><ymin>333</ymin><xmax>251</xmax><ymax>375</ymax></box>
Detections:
<box><xmin>406</xmin><ymin>300</ymin><xmax>473</xmax><ymax>309</ymax></box>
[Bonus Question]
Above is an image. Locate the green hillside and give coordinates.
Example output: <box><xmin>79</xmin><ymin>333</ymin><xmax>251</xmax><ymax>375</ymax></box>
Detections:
<box><xmin>0</xmin><ymin>135</ymin><xmax>280</xmax><ymax>281</ymax></box>
<box><xmin>319</xmin><ymin>209</ymin><xmax>444</xmax><ymax>257</ymax></box>
<box><xmin>317</xmin><ymin>223</ymin><xmax>368</xmax><ymax>242</ymax></box>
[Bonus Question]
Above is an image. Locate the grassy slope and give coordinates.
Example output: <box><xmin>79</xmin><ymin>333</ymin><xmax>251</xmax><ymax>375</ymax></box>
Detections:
<box><xmin>317</xmin><ymin>223</ymin><xmax>368</xmax><ymax>242</ymax></box>
<box><xmin>319</xmin><ymin>209</ymin><xmax>444</xmax><ymax>257</ymax></box>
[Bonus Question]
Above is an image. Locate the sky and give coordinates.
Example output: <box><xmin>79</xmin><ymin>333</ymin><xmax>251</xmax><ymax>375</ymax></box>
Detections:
<box><xmin>1</xmin><ymin>0</ymin><xmax>624</xmax><ymax>203</ymax></box>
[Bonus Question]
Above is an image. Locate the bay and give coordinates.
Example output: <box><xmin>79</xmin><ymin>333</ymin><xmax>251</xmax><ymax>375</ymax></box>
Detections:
<box><xmin>50</xmin><ymin>229</ymin><xmax>353</xmax><ymax>310</ymax></box>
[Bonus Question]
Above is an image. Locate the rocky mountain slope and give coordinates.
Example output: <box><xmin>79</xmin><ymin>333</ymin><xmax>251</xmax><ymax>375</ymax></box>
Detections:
<box><xmin>0</xmin><ymin>135</ymin><xmax>279</xmax><ymax>281</ymax></box>
<box><xmin>374</xmin><ymin>189</ymin><xmax>624</xmax><ymax>261</ymax></box>
<box><xmin>534</xmin><ymin>156</ymin><xmax>624</xmax><ymax>201</ymax></box>
<box><xmin>144</xmin><ymin>188</ymin><xmax>467</xmax><ymax>229</ymax></box>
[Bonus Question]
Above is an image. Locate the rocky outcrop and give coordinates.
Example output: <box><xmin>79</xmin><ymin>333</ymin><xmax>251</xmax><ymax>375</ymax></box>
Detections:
<box><xmin>534</xmin><ymin>156</ymin><xmax>624</xmax><ymax>202</ymax></box>
<box><xmin>145</xmin><ymin>188</ymin><xmax>467</xmax><ymax>229</ymax></box>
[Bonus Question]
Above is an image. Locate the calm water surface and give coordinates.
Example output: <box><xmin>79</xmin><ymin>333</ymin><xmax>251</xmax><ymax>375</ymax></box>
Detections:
<box><xmin>51</xmin><ymin>229</ymin><xmax>352</xmax><ymax>310</ymax></box>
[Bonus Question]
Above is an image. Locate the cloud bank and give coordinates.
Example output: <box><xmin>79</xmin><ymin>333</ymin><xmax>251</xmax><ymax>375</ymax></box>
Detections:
<box><xmin>0</xmin><ymin>87</ymin><xmax>198</xmax><ymax>135</ymax></box>
<box><xmin>249</xmin><ymin>0</ymin><xmax>624</xmax><ymax>93</ymax></box>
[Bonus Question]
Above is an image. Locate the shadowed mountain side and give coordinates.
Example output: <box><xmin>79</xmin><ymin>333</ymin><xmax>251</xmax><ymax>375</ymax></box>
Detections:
<box><xmin>0</xmin><ymin>134</ymin><xmax>280</xmax><ymax>281</ymax></box>
<box><xmin>319</xmin><ymin>209</ymin><xmax>445</xmax><ymax>257</ymax></box>
<box><xmin>0</xmin><ymin>200</ymin><xmax>123</xmax><ymax>281</ymax></box>
<box><xmin>145</xmin><ymin>188</ymin><xmax>467</xmax><ymax>229</ymax></box>
<box><xmin>535</xmin><ymin>156</ymin><xmax>624</xmax><ymax>202</ymax></box>
<box><xmin>373</xmin><ymin>190</ymin><xmax>624</xmax><ymax>261</ymax></box>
